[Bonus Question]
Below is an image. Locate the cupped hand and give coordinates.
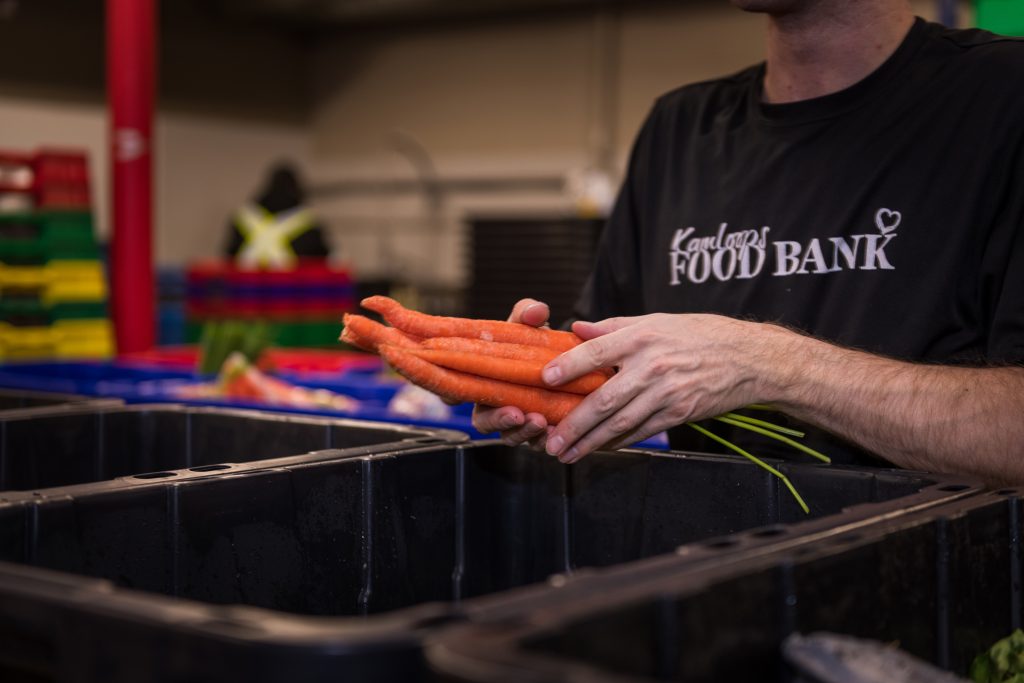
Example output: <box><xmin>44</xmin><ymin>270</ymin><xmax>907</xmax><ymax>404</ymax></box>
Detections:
<box><xmin>471</xmin><ymin>298</ymin><xmax>554</xmax><ymax>449</ymax></box>
<box><xmin>541</xmin><ymin>313</ymin><xmax>789</xmax><ymax>463</ymax></box>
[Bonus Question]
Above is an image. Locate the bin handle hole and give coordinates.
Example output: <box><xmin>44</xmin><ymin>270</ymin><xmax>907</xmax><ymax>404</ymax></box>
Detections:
<box><xmin>705</xmin><ymin>538</ymin><xmax>738</xmax><ymax>550</ymax></box>
<box><xmin>750</xmin><ymin>527</ymin><xmax>787</xmax><ymax>538</ymax></box>
<box><xmin>190</xmin><ymin>465</ymin><xmax>231</xmax><ymax>472</ymax></box>
<box><xmin>937</xmin><ymin>484</ymin><xmax>970</xmax><ymax>492</ymax></box>
<box><xmin>134</xmin><ymin>471</ymin><xmax>177</xmax><ymax>479</ymax></box>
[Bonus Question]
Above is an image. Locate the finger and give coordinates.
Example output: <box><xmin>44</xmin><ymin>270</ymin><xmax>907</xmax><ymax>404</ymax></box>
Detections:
<box><xmin>524</xmin><ymin>425</ymin><xmax>552</xmax><ymax>453</ymax></box>
<box><xmin>557</xmin><ymin>397</ymin><xmax>665</xmax><ymax>464</ymax></box>
<box><xmin>508</xmin><ymin>298</ymin><xmax>550</xmax><ymax>327</ymax></box>
<box><xmin>569</xmin><ymin>316</ymin><xmax>640</xmax><ymax>341</ymax></box>
<box><xmin>545</xmin><ymin>372</ymin><xmax>644</xmax><ymax>458</ymax></box>
<box><xmin>472</xmin><ymin>404</ymin><xmax>525</xmax><ymax>434</ymax></box>
<box><xmin>499</xmin><ymin>413</ymin><xmax>548</xmax><ymax>447</ymax></box>
<box><xmin>597</xmin><ymin>411</ymin><xmax>673</xmax><ymax>454</ymax></box>
<box><xmin>542</xmin><ymin>327</ymin><xmax>629</xmax><ymax>387</ymax></box>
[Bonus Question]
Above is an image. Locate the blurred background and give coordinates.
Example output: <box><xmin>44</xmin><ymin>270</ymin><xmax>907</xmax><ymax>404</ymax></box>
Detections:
<box><xmin>0</xmin><ymin>0</ymin><xmax>1015</xmax><ymax>360</ymax></box>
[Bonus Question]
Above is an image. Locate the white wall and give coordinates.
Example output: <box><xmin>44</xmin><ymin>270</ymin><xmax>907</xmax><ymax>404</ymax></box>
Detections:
<box><xmin>306</xmin><ymin>3</ymin><xmax>767</xmax><ymax>286</ymax></box>
<box><xmin>305</xmin><ymin>1</ymin><xmax>955</xmax><ymax>288</ymax></box>
<box><xmin>0</xmin><ymin>96</ymin><xmax>309</xmax><ymax>265</ymax></box>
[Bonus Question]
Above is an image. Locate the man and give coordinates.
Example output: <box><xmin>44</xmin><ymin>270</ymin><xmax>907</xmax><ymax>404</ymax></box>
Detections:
<box><xmin>224</xmin><ymin>163</ymin><xmax>331</xmax><ymax>269</ymax></box>
<box><xmin>473</xmin><ymin>0</ymin><xmax>1024</xmax><ymax>485</ymax></box>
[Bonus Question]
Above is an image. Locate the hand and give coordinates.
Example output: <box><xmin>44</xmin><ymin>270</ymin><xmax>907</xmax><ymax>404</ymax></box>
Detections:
<box><xmin>471</xmin><ymin>298</ymin><xmax>555</xmax><ymax>449</ymax></box>
<box><xmin>542</xmin><ymin>313</ymin><xmax>787</xmax><ymax>463</ymax></box>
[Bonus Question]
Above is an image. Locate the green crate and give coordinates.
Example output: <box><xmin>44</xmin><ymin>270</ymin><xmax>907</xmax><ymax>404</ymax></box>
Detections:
<box><xmin>186</xmin><ymin>319</ymin><xmax>342</xmax><ymax>350</ymax></box>
<box><xmin>51</xmin><ymin>301</ymin><xmax>108</xmax><ymax>320</ymax></box>
<box><xmin>978</xmin><ymin>0</ymin><xmax>1024</xmax><ymax>35</ymax></box>
<box><xmin>272</xmin><ymin>320</ymin><xmax>340</xmax><ymax>348</ymax></box>
<box><xmin>0</xmin><ymin>298</ymin><xmax>49</xmax><ymax>326</ymax></box>
<box><xmin>0</xmin><ymin>212</ymin><xmax>98</xmax><ymax>265</ymax></box>
<box><xmin>0</xmin><ymin>298</ymin><xmax>107</xmax><ymax>326</ymax></box>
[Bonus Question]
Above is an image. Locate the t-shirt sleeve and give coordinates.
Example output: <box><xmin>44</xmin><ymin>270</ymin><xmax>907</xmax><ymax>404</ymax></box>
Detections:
<box><xmin>573</xmin><ymin>106</ymin><xmax>660</xmax><ymax>323</ymax></box>
<box><xmin>983</xmin><ymin>132</ymin><xmax>1024</xmax><ymax>364</ymax></box>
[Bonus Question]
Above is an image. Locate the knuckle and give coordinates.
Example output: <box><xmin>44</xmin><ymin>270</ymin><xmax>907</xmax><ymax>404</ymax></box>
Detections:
<box><xmin>584</xmin><ymin>341</ymin><xmax>608</xmax><ymax>368</ymax></box>
<box><xmin>608</xmin><ymin>412</ymin><xmax>636</xmax><ymax>435</ymax></box>
<box><xmin>592</xmin><ymin>388</ymin><xmax>619</xmax><ymax>415</ymax></box>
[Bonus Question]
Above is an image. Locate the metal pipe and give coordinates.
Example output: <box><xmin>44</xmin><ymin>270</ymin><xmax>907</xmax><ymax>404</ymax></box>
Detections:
<box><xmin>107</xmin><ymin>0</ymin><xmax>156</xmax><ymax>353</ymax></box>
<box><xmin>310</xmin><ymin>176</ymin><xmax>566</xmax><ymax>198</ymax></box>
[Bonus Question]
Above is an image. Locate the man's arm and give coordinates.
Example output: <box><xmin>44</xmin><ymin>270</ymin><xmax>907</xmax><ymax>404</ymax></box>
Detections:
<box><xmin>540</xmin><ymin>314</ymin><xmax>1024</xmax><ymax>485</ymax></box>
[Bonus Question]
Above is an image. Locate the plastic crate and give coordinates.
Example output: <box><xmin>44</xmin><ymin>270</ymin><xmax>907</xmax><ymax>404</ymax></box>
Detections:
<box><xmin>0</xmin><ymin>260</ymin><xmax>106</xmax><ymax>303</ymax></box>
<box><xmin>0</xmin><ymin>387</ymin><xmax>113</xmax><ymax>412</ymax></box>
<box><xmin>429</xmin><ymin>488</ymin><xmax>1020</xmax><ymax>683</ymax></box>
<box><xmin>0</xmin><ymin>320</ymin><xmax>113</xmax><ymax>360</ymax></box>
<box><xmin>0</xmin><ymin>212</ymin><xmax>97</xmax><ymax>264</ymax></box>
<box><xmin>0</xmin><ymin>442</ymin><xmax>979</xmax><ymax>682</ymax></box>
<box><xmin>0</xmin><ymin>403</ymin><xmax>465</xmax><ymax>492</ymax></box>
<box><xmin>0</xmin><ymin>299</ymin><xmax>107</xmax><ymax>326</ymax></box>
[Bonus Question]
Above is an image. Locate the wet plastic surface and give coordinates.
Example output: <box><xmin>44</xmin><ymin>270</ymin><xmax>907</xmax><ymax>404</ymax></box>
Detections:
<box><xmin>0</xmin><ymin>442</ymin><xmax>979</xmax><ymax>682</ymax></box>
<box><xmin>429</xmin><ymin>488</ymin><xmax>1021</xmax><ymax>683</ymax></box>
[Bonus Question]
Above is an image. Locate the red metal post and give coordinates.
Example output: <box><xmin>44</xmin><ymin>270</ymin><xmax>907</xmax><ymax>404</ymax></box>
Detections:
<box><xmin>107</xmin><ymin>0</ymin><xmax>156</xmax><ymax>353</ymax></box>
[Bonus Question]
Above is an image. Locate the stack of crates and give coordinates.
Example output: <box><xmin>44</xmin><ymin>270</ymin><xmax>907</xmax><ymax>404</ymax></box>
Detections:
<box><xmin>185</xmin><ymin>260</ymin><xmax>354</xmax><ymax>347</ymax></box>
<box><xmin>0</xmin><ymin>149</ymin><xmax>113</xmax><ymax>360</ymax></box>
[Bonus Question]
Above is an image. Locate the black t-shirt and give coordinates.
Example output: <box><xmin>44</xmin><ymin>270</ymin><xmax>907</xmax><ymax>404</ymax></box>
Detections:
<box><xmin>575</xmin><ymin>18</ymin><xmax>1024</xmax><ymax>465</ymax></box>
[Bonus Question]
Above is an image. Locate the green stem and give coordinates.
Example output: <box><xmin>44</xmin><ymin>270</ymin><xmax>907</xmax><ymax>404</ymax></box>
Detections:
<box><xmin>688</xmin><ymin>422</ymin><xmax>810</xmax><ymax>515</ymax></box>
<box><xmin>722</xmin><ymin>412</ymin><xmax>805</xmax><ymax>438</ymax></box>
<box><xmin>716</xmin><ymin>416</ymin><xmax>830</xmax><ymax>464</ymax></box>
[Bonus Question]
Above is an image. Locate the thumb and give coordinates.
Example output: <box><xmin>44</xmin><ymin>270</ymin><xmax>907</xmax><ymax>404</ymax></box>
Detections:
<box><xmin>572</xmin><ymin>316</ymin><xmax>638</xmax><ymax>340</ymax></box>
<box><xmin>509</xmin><ymin>298</ymin><xmax>550</xmax><ymax>327</ymax></box>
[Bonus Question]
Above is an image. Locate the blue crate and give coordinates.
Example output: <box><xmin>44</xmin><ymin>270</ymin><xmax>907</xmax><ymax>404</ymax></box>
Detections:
<box><xmin>0</xmin><ymin>362</ymin><xmax>197</xmax><ymax>396</ymax></box>
<box><xmin>0</xmin><ymin>360</ymin><xmax>669</xmax><ymax>446</ymax></box>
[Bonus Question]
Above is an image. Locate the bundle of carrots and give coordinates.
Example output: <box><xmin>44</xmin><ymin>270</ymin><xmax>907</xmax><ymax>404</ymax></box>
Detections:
<box><xmin>340</xmin><ymin>295</ymin><xmax>599</xmax><ymax>425</ymax></box>
<box><xmin>340</xmin><ymin>295</ymin><xmax>829</xmax><ymax>514</ymax></box>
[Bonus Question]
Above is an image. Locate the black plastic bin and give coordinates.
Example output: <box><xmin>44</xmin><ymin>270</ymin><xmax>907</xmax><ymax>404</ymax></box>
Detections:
<box><xmin>0</xmin><ymin>403</ymin><xmax>465</xmax><ymax>492</ymax></box>
<box><xmin>0</xmin><ymin>387</ymin><xmax>115</xmax><ymax>412</ymax></box>
<box><xmin>0</xmin><ymin>443</ymin><xmax>978</xmax><ymax>682</ymax></box>
<box><xmin>429</xmin><ymin>487</ymin><xmax>1022</xmax><ymax>683</ymax></box>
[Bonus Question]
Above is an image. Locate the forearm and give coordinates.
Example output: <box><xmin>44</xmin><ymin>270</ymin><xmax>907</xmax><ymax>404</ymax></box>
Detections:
<box><xmin>760</xmin><ymin>327</ymin><xmax>1024</xmax><ymax>484</ymax></box>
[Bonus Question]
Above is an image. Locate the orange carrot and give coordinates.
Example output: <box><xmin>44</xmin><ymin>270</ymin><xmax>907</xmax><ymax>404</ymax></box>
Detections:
<box><xmin>378</xmin><ymin>344</ymin><xmax>582</xmax><ymax>424</ymax></box>
<box><xmin>421</xmin><ymin>337</ymin><xmax>614</xmax><ymax>379</ymax></box>
<box><xmin>402</xmin><ymin>346</ymin><xmax>606</xmax><ymax>396</ymax></box>
<box><xmin>340</xmin><ymin>313</ymin><xmax>421</xmax><ymax>353</ymax></box>
<box><xmin>362</xmin><ymin>296</ymin><xmax>581</xmax><ymax>352</ymax></box>
<box><xmin>422</xmin><ymin>337</ymin><xmax>560</xmax><ymax>364</ymax></box>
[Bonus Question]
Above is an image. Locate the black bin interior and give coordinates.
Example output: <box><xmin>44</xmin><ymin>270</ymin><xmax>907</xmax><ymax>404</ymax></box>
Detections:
<box><xmin>0</xmin><ymin>387</ymin><xmax>93</xmax><ymax>411</ymax></box>
<box><xmin>491</xmin><ymin>491</ymin><xmax>1022</xmax><ymax>682</ymax></box>
<box><xmin>0</xmin><ymin>444</ymin><xmax>951</xmax><ymax>618</ymax></box>
<box><xmin>0</xmin><ymin>405</ymin><xmax>451</xmax><ymax>491</ymax></box>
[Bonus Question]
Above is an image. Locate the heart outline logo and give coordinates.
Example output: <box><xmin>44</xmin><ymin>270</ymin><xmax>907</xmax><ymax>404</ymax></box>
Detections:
<box><xmin>875</xmin><ymin>208</ymin><xmax>901</xmax><ymax>234</ymax></box>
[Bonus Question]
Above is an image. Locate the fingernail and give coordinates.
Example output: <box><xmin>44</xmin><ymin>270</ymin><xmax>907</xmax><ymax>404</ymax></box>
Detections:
<box><xmin>542</xmin><ymin>365</ymin><xmax>561</xmax><ymax>385</ymax></box>
<box><xmin>559</xmin><ymin>447</ymin><xmax>579</xmax><ymax>464</ymax></box>
<box><xmin>546</xmin><ymin>436</ymin><xmax>564</xmax><ymax>456</ymax></box>
<box><xmin>501</xmin><ymin>415</ymin><xmax>518</xmax><ymax>429</ymax></box>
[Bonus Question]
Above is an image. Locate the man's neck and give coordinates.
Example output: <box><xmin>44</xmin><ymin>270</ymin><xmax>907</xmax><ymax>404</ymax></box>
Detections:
<box><xmin>762</xmin><ymin>1</ymin><xmax>915</xmax><ymax>104</ymax></box>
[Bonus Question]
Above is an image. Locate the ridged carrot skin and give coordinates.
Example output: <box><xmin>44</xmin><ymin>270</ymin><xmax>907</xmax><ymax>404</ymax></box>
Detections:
<box><xmin>422</xmin><ymin>336</ymin><xmax>561</xmax><ymax>363</ymax></box>
<box><xmin>403</xmin><ymin>346</ymin><xmax>606</xmax><ymax>396</ymax></box>
<box><xmin>340</xmin><ymin>313</ymin><xmax>421</xmax><ymax>353</ymax></box>
<box><xmin>378</xmin><ymin>344</ymin><xmax>583</xmax><ymax>424</ymax></box>
<box><xmin>362</xmin><ymin>295</ymin><xmax>581</xmax><ymax>352</ymax></box>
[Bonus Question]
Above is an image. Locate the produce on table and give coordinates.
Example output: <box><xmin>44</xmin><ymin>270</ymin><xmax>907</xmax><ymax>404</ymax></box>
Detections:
<box><xmin>176</xmin><ymin>351</ymin><xmax>359</xmax><ymax>412</ymax></box>
<box><xmin>341</xmin><ymin>296</ymin><xmax>829</xmax><ymax>513</ymax></box>
<box><xmin>971</xmin><ymin>630</ymin><xmax>1024</xmax><ymax>683</ymax></box>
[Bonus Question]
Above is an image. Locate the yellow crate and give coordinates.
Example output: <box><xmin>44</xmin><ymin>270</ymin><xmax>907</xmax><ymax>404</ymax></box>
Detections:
<box><xmin>0</xmin><ymin>318</ymin><xmax>113</xmax><ymax>360</ymax></box>
<box><xmin>0</xmin><ymin>260</ymin><xmax>107</xmax><ymax>304</ymax></box>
